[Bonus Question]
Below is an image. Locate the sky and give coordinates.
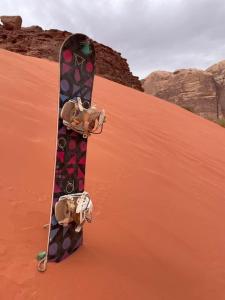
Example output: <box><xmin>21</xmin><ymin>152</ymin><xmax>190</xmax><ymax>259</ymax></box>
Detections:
<box><xmin>1</xmin><ymin>0</ymin><xmax>225</xmax><ymax>79</ymax></box>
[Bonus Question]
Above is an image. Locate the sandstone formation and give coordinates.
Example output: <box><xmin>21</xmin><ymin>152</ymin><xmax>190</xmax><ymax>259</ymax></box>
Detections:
<box><xmin>142</xmin><ymin>60</ymin><xmax>225</xmax><ymax>120</ymax></box>
<box><xmin>206</xmin><ymin>61</ymin><xmax>225</xmax><ymax>117</ymax></box>
<box><xmin>1</xmin><ymin>15</ymin><xmax>22</xmax><ymax>30</ymax></box>
<box><xmin>0</xmin><ymin>16</ymin><xmax>142</xmax><ymax>91</ymax></box>
<box><xmin>93</xmin><ymin>42</ymin><xmax>141</xmax><ymax>90</ymax></box>
<box><xmin>207</xmin><ymin>60</ymin><xmax>225</xmax><ymax>85</ymax></box>
<box><xmin>143</xmin><ymin>71</ymin><xmax>171</xmax><ymax>97</ymax></box>
<box><xmin>143</xmin><ymin>69</ymin><xmax>219</xmax><ymax>119</ymax></box>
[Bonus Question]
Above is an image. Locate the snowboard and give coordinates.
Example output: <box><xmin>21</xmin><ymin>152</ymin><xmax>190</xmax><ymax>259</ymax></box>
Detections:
<box><xmin>44</xmin><ymin>33</ymin><xmax>95</xmax><ymax>265</ymax></box>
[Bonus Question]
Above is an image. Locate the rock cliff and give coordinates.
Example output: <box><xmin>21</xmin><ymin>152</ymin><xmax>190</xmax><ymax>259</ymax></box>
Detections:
<box><xmin>143</xmin><ymin>63</ymin><xmax>225</xmax><ymax>120</ymax></box>
<box><xmin>0</xmin><ymin>16</ymin><xmax>143</xmax><ymax>91</ymax></box>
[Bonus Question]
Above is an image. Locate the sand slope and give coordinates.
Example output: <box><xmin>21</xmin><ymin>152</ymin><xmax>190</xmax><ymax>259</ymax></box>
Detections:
<box><xmin>1</xmin><ymin>49</ymin><xmax>225</xmax><ymax>300</ymax></box>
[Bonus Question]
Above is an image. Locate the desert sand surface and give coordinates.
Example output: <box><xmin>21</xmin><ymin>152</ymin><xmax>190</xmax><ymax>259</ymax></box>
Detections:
<box><xmin>1</xmin><ymin>49</ymin><xmax>225</xmax><ymax>300</ymax></box>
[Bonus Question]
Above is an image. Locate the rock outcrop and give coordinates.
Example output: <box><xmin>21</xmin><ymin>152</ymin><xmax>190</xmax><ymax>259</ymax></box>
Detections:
<box><xmin>0</xmin><ymin>16</ymin><xmax>143</xmax><ymax>91</ymax></box>
<box><xmin>206</xmin><ymin>61</ymin><xmax>225</xmax><ymax>117</ymax></box>
<box><xmin>93</xmin><ymin>42</ymin><xmax>141</xmax><ymax>90</ymax></box>
<box><xmin>207</xmin><ymin>61</ymin><xmax>225</xmax><ymax>85</ymax></box>
<box><xmin>1</xmin><ymin>16</ymin><xmax>22</xmax><ymax>30</ymax></box>
<box><xmin>142</xmin><ymin>65</ymin><xmax>225</xmax><ymax>120</ymax></box>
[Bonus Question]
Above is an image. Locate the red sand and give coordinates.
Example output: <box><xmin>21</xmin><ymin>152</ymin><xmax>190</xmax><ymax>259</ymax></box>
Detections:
<box><xmin>1</xmin><ymin>49</ymin><xmax>225</xmax><ymax>299</ymax></box>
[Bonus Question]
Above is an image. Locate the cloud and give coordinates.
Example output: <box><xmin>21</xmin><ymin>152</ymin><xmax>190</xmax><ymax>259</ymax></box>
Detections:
<box><xmin>1</xmin><ymin>0</ymin><xmax>225</xmax><ymax>78</ymax></box>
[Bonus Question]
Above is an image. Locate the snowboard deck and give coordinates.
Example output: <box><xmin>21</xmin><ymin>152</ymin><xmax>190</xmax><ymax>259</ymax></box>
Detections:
<box><xmin>46</xmin><ymin>33</ymin><xmax>95</xmax><ymax>263</ymax></box>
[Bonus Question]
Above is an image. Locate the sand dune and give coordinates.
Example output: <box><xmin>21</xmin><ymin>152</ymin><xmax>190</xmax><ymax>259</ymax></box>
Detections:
<box><xmin>1</xmin><ymin>49</ymin><xmax>225</xmax><ymax>299</ymax></box>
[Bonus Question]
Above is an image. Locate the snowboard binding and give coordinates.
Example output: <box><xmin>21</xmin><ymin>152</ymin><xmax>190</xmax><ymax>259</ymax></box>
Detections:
<box><xmin>55</xmin><ymin>191</ymin><xmax>93</xmax><ymax>232</ymax></box>
<box><xmin>61</xmin><ymin>97</ymin><xmax>106</xmax><ymax>138</ymax></box>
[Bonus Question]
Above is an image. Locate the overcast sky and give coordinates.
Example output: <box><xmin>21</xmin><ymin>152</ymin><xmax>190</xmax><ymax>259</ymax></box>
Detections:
<box><xmin>1</xmin><ymin>0</ymin><xmax>225</xmax><ymax>79</ymax></box>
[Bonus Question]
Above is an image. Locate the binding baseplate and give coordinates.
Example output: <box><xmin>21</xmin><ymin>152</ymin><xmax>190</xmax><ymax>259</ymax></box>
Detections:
<box><xmin>55</xmin><ymin>191</ymin><xmax>93</xmax><ymax>232</ymax></box>
<box><xmin>61</xmin><ymin>97</ymin><xmax>106</xmax><ymax>138</ymax></box>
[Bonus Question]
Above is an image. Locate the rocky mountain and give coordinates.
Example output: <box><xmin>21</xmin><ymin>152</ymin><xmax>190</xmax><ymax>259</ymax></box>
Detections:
<box><xmin>142</xmin><ymin>63</ymin><xmax>225</xmax><ymax>120</ymax></box>
<box><xmin>0</xmin><ymin>15</ymin><xmax>143</xmax><ymax>91</ymax></box>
